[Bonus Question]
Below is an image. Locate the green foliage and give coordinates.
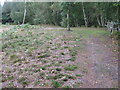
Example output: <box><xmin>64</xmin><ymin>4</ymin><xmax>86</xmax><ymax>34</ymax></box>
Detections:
<box><xmin>82</xmin><ymin>68</ymin><xmax>88</xmax><ymax>73</ymax></box>
<box><xmin>51</xmin><ymin>81</ymin><xmax>61</xmax><ymax>88</ymax></box>
<box><xmin>40</xmin><ymin>66</ymin><xmax>46</xmax><ymax>70</ymax></box>
<box><xmin>10</xmin><ymin>2</ymin><xmax>24</xmax><ymax>24</ymax></box>
<box><xmin>111</xmin><ymin>31</ymin><xmax>120</xmax><ymax>40</ymax></box>
<box><xmin>64</xmin><ymin>65</ymin><xmax>77</xmax><ymax>71</ymax></box>
<box><xmin>68</xmin><ymin>56</ymin><xmax>76</xmax><ymax>61</ymax></box>
<box><xmin>76</xmin><ymin>74</ymin><xmax>83</xmax><ymax>77</ymax></box>
<box><xmin>56</xmin><ymin>68</ymin><xmax>62</xmax><ymax>71</ymax></box>
<box><xmin>34</xmin><ymin>80</ymin><xmax>40</xmax><ymax>85</ymax></box>
<box><xmin>73</xmin><ymin>82</ymin><xmax>80</xmax><ymax>88</ymax></box>
<box><xmin>2</xmin><ymin>2</ymin><xmax>118</xmax><ymax>27</ymax></box>
<box><xmin>2</xmin><ymin>76</ymin><xmax>14</xmax><ymax>82</ymax></box>
<box><xmin>61</xmin><ymin>52</ymin><xmax>65</xmax><ymax>55</ymax></box>
<box><xmin>60</xmin><ymin>17</ymin><xmax>68</xmax><ymax>27</ymax></box>
<box><xmin>18</xmin><ymin>77</ymin><xmax>27</xmax><ymax>87</ymax></box>
<box><xmin>38</xmin><ymin>54</ymin><xmax>51</xmax><ymax>58</ymax></box>
<box><xmin>65</xmin><ymin>75</ymin><xmax>76</xmax><ymax>79</ymax></box>
<box><xmin>62</xmin><ymin>86</ymin><xmax>71</xmax><ymax>88</ymax></box>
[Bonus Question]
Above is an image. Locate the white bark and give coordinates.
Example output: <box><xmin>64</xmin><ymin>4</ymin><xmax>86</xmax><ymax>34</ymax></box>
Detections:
<box><xmin>117</xmin><ymin>6</ymin><xmax>119</xmax><ymax>23</ymax></box>
<box><xmin>22</xmin><ymin>0</ymin><xmax>26</xmax><ymax>24</ymax></box>
<box><xmin>67</xmin><ymin>9</ymin><xmax>70</xmax><ymax>31</ymax></box>
<box><xmin>100</xmin><ymin>15</ymin><xmax>104</xmax><ymax>26</ymax></box>
<box><xmin>82</xmin><ymin>2</ymin><xmax>88</xmax><ymax>27</ymax></box>
<box><xmin>97</xmin><ymin>16</ymin><xmax>101</xmax><ymax>26</ymax></box>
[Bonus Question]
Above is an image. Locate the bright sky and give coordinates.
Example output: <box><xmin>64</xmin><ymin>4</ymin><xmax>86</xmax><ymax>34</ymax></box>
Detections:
<box><xmin>0</xmin><ymin>0</ymin><xmax>120</xmax><ymax>6</ymax></box>
<box><xmin>0</xmin><ymin>0</ymin><xmax>5</xmax><ymax>6</ymax></box>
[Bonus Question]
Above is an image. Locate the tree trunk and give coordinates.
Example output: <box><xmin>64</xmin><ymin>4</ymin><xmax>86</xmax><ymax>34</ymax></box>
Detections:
<box><xmin>67</xmin><ymin>9</ymin><xmax>70</xmax><ymax>31</ymax></box>
<box><xmin>82</xmin><ymin>2</ymin><xmax>88</xmax><ymax>27</ymax></box>
<box><xmin>22</xmin><ymin>0</ymin><xmax>26</xmax><ymax>24</ymax></box>
<box><xmin>97</xmin><ymin>16</ymin><xmax>101</xmax><ymax>26</ymax></box>
<box><xmin>104</xmin><ymin>17</ymin><xmax>107</xmax><ymax>25</ymax></box>
<box><xmin>100</xmin><ymin>14</ymin><xmax>104</xmax><ymax>26</ymax></box>
<box><xmin>117</xmin><ymin>5</ymin><xmax>119</xmax><ymax>23</ymax></box>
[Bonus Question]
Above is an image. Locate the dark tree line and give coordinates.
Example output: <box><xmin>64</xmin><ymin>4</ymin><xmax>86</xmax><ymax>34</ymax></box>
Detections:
<box><xmin>1</xmin><ymin>2</ymin><xmax>120</xmax><ymax>29</ymax></box>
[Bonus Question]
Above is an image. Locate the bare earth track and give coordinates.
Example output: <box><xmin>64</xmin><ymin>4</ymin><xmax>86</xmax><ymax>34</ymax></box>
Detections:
<box><xmin>75</xmin><ymin>37</ymin><xmax>118</xmax><ymax>88</ymax></box>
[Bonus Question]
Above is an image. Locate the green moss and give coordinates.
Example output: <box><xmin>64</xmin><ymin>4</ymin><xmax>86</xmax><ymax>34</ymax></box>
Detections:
<box><xmin>56</xmin><ymin>68</ymin><xmax>62</xmax><ymax>71</ymax></box>
<box><xmin>65</xmin><ymin>75</ymin><xmax>76</xmax><ymax>79</ymax></box>
<box><xmin>39</xmin><ymin>72</ymin><xmax>45</xmax><ymax>76</ymax></box>
<box><xmin>52</xmin><ymin>81</ymin><xmax>61</xmax><ymax>88</ymax></box>
<box><xmin>73</xmin><ymin>82</ymin><xmax>81</xmax><ymax>88</ymax></box>
<box><xmin>68</xmin><ymin>56</ymin><xmax>76</xmax><ymax>61</ymax></box>
<box><xmin>64</xmin><ymin>46</ymin><xmax>69</xmax><ymax>48</ymax></box>
<box><xmin>64</xmin><ymin>65</ymin><xmax>77</xmax><ymax>71</ymax></box>
<box><xmin>38</xmin><ymin>54</ymin><xmax>51</xmax><ymax>58</ymax></box>
<box><xmin>62</xmin><ymin>86</ymin><xmax>71</xmax><ymax>88</ymax></box>
<box><xmin>13</xmin><ymin>58</ymin><xmax>24</xmax><ymax>63</ymax></box>
<box><xmin>34</xmin><ymin>80</ymin><xmax>40</xmax><ymax>85</ymax></box>
<box><xmin>55</xmin><ymin>63</ymin><xmax>60</xmax><ymax>66</ymax></box>
<box><xmin>40</xmin><ymin>66</ymin><xmax>46</xmax><ymax>70</ymax></box>
<box><xmin>10</xmin><ymin>54</ymin><xmax>17</xmax><ymax>59</ymax></box>
<box><xmin>2</xmin><ymin>76</ymin><xmax>14</xmax><ymax>82</ymax></box>
<box><xmin>82</xmin><ymin>68</ymin><xmax>88</xmax><ymax>73</ymax></box>
<box><xmin>76</xmin><ymin>74</ymin><xmax>83</xmax><ymax>77</ymax></box>
<box><xmin>61</xmin><ymin>52</ymin><xmax>65</xmax><ymax>55</ymax></box>
<box><xmin>18</xmin><ymin>77</ymin><xmax>27</xmax><ymax>87</ymax></box>
<box><xmin>59</xmin><ymin>61</ymin><xmax>62</xmax><ymax>63</ymax></box>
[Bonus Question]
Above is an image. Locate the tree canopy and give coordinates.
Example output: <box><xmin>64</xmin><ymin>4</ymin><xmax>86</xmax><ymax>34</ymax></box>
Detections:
<box><xmin>2</xmin><ymin>2</ymin><xmax>120</xmax><ymax>28</ymax></box>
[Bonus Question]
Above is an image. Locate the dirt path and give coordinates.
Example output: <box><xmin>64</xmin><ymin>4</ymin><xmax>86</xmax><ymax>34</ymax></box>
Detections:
<box><xmin>76</xmin><ymin>36</ymin><xmax>118</xmax><ymax>88</ymax></box>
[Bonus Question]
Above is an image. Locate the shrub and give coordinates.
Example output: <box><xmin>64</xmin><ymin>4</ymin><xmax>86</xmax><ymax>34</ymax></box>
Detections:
<box><xmin>65</xmin><ymin>75</ymin><xmax>76</xmax><ymax>79</ymax></box>
<box><xmin>38</xmin><ymin>54</ymin><xmax>50</xmax><ymax>58</ymax></box>
<box><xmin>76</xmin><ymin>74</ymin><xmax>83</xmax><ymax>77</ymax></box>
<box><xmin>52</xmin><ymin>81</ymin><xmax>61</xmax><ymax>88</ymax></box>
<box><xmin>61</xmin><ymin>52</ymin><xmax>65</xmax><ymax>55</ymax></box>
<box><xmin>18</xmin><ymin>77</ymin><xmax>27</xmax><ymax>87</ymax></box>
<box><xmin>111</xmin><ymin>31</ymin><xmax>120</xmax><ymax>40</ymax></box>
<box><xmin>62</xmin><ymin>86</ymin><xmax>71</xmax><ymax>88</ymax></box>
<box><xmin>56</xmin><ymin>68</ymin><xmax>62</xmax><ymax>71</ymax></box>
<box><xmin>40</xmin><ymin>66</ymin><xmax>46</xmax><ymax>70</ymax></box>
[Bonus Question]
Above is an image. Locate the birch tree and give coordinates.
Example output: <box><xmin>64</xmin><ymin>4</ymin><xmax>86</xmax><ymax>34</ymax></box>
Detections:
<box><xmin>67</xmin><ymin>8</ymin><xmax>70</xmax><ymax>31</ymax></box>
<box><xmin>82</xmin><ymin>2</ymin><xmax>88</xmax><ymax>27</ymax></box>
<box><xmin>22</xmin><ymin>0</ymin><xmax>26</xmax><ymax>24</ymax></box>
<box><xmin>60</xmin><ymin>2</ymin><xmax>71</xmax><ymax>31</ymax></box>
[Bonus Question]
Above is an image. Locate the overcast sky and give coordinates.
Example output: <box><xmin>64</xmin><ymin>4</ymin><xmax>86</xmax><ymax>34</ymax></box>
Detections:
<box><xmin>0</xmin><ymin>0</ymin><xmax>5</xmax><ymax>6</ymax></box>
<box><xmin>0</xmin><ymin>0</ymin><xmax>120</xmax><ymax>6</ymax></box>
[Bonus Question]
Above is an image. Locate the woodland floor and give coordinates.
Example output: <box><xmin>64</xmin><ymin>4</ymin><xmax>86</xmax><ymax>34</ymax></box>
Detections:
<box><xmin>0</xmin><ymin>25</ymin><xmax>118</xmax><ymax>88</ymax></box>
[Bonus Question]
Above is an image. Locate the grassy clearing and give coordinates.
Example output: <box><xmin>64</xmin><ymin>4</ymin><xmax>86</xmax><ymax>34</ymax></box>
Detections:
<box><xmin>71</xmin><ymin>27</ymin><xmax>110</xmax><ymax>38</ymax></box>
<box><xmin>1</xmin><ymin>25</ymin><xmax>112</xmax><ymax>88</ymax></box>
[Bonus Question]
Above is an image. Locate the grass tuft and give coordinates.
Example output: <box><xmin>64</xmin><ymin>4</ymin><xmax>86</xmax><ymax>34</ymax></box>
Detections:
<box><xmin>52</xmin><ymin>81</ymin><xmax>61</xmax><ymax>88</ymax></box>
<box><xmin>64</xmin><ymin>65</ymin><xmax>77</xmax><ymax>71</ymax></box>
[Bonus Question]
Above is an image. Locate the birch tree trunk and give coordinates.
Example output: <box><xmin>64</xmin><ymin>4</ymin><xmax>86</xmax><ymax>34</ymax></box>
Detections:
<box><xmin>97</xmin><ymin>16</ymin><xmax>101</xmax><ymax>26</ymax></box>
<box><xmin>117</xmin><ymin>5</ymin><xmax>119</xmax><ymax>23</ymax></box>
<box><xmin>100</xmin><ymin>14</ymin><xmax>104</xmax><ymax>26</ymax></box>
<box><xmin>82</xmin><ymin>2</ymin><xmax>88</xmax><ymax>27</ymax></box>
<box><xmin>22</xmin><ymin>0</ymin><xmax>26</xmax><ymax>24</ymax></box>
<box><xmin>67</xmin><ymin>9</ymin><xmax>70</xmax><ymax>31</ymax></box>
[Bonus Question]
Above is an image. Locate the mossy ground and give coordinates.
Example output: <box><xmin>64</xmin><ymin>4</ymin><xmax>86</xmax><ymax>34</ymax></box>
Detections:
<box><xmin>1</xmin><ymin>25</ymin><xmax>118</xmax><ymax>88</ymax></box>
